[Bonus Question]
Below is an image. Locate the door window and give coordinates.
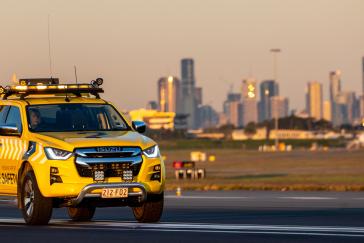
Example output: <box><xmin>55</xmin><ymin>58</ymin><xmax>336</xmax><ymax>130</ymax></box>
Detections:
<box><xmin>6</xmin><ymin>106</ymin><xmax>22</xmax><ymax>134</ymax></box>
<box><xmin>0</xmin><ymin>106</ymin><xmax>10</xmax><ymax>125</ymax></box>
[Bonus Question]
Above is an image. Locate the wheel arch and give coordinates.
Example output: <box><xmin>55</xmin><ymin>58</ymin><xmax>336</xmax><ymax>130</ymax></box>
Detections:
<box><xmin>17</xmin><ymin>161</ymin><xmax>32</xmax><ymax>209</ymax></box>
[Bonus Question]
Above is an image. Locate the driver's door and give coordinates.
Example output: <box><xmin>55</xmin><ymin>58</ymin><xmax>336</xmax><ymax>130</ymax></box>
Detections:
<box><xmin>0</xmin><ymin>106</ymin><xmax>24</xmax><ymax>195</ymax></box>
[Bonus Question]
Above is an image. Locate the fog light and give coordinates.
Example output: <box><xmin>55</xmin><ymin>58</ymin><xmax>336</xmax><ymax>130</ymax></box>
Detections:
<box><xmin>50</xmin><ymin>167</ymin><xmax>62</xmax><ymax>185</ymax></box>
<box><xmin>151</xmin><ymin>172</ymin><xmax>161</xmax><ymax>182</ymax></box>
<box><xmin>154</xmin><ymin>165</ymin><xmax>161</xmax><ymax>171</ymax></box>
<box><xmin>94</xmin><ymin>170</ymin><xmax>105</xmax><ymax>181</ymax></box>
<box><xmin>122</xmin><ymin>170</ymin><xmax>133</xmax><ymax>181</ymax></box>
<box><xmin>50</xmin><ymin>167</ymin><xmax>59</xmax><ymax>174</ymax></box>
<box><xmin>50</xmin><ymin>175</ymin><xmax>63</xmax><ymax>185</ymax></box>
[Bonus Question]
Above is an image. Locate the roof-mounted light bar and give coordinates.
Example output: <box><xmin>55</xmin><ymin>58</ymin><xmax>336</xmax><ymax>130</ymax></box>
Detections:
<box><xmin>19</xmin><ymin>78</ymin><xmax>59</xmax><ymax>85</ymax></box>
<box><xmin>0</xmin><ymin>78</ymin><xmax>104</xmax><ymax>100</ymax></box>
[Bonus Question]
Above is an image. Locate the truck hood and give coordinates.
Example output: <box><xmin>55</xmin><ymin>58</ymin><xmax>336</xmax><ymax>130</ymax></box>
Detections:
<box><xmin>32</xmin><ymin>131</ymin><xmax>156</xmax><ymax>150</ymax></box>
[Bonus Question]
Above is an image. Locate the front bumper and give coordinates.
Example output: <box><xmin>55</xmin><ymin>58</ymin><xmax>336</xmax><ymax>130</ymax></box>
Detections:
<box><xmin>31</xmin><ymin>155</ymin><xmax>165</xmax><ymax>198</ymax></box>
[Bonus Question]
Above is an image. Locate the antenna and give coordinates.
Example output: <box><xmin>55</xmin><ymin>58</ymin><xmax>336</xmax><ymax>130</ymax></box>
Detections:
<box><xmin>74</xmin><ymin>65</ymin><xmax>78</xmax><ymax>84</ymax></box>
<box><xmin>47</xmin><ymin>14</ymin><xmax>53</xmax><ymax>78</ymax></box>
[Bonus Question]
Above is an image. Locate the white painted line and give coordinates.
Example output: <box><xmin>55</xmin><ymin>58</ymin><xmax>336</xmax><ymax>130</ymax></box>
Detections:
<box><xmin>0</xmin><ymin>200</ymin><xmax>17</xmax><ymax>205</ymax></box>
<box><xmin>1</xmin><ymin>218</ymin><xmax>364</xmax><ymax>237</ymax></box>
<box><xmin>278</xmin><ymin>197</ymin><xmax>337</xmax><ymax>200</ymax></box>
<box><xmin>45</xmin><ymin>226</ymin><xmax>364</xmax><ymax>237</ymax></box>
<box><xmin>166</xmin><ymin>196</ymin><xmax>251</xmax><ymax>200</ymax></box>
<box><xmin>166</xmin><ymin>195</ymin><xmax>340</xmax><ymax>200</ymax></box>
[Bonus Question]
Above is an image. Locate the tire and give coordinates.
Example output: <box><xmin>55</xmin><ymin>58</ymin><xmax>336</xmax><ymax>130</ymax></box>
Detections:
<box><xmin>132</xmin><ymin>193</ymin><xmax>164</xmax><ymax>223</ymax></box>
<box><xmin>67</xmin><ymin>206</ymin><xmax>96</xmax><ymax>221</ymax></box>
<box><xmin>20</xmin><ymin>170</ymin><xmax>53</xmax><ymax>225</ymax></box>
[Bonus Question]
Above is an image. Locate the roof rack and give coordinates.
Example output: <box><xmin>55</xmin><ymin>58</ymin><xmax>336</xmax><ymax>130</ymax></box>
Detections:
<box><xmin>0</xmin><ymin>78</ymin><xmax>104</xmax><ymax>100</ymax></box>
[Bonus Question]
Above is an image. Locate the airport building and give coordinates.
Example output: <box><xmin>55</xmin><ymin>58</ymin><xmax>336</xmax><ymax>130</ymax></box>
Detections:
<box><xmin>232</xmin><ymin>128</ymin><xmax>315</xmax><ymax>140</ymax></box>
<box><xmin>129</xmin><ymin>109</ymin><xmax>175</xmax><ymax>130</ymax></box>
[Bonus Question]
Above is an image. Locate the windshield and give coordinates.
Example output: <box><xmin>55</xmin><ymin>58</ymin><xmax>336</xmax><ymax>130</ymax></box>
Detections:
<box><xmin>26</xmin><ymin>104</ymin><xmax>130</xmax><ymax>132</ymax></box>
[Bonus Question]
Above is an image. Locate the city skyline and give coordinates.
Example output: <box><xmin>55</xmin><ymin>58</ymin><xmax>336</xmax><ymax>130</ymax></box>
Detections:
<box><xmin>154</xmin><ymin>57</ymin><xmax>363</xmax><ymax>128</ymax></box>
<box><xmin>0</xmin><ymin>1</ymin><xmax>363</xmax><ymax>112</ymax></box>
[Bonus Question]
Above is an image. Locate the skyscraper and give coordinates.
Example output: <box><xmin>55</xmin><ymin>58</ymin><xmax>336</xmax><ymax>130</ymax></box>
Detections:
<box><xmin>360</xmin><ymin>95</ymin><xmax>364</xmax><ymax>119</ymax></box>
<box><xmin>306</xmin><ymin>81</ymin><xmax>323</xmax><ymax>120</ymax></box>
<box><xmin>223</xmin><ymin>92</ymin><xmax>242</xmax><ymax>127</ymax></box>
<box><xmin>147</xmin><ymin>101</ymin><xmax>158</xmax><ymax>110</ymax></box>
<box><xmin>360</xmin><ymin>57</ymin><xmax>364</xmax><ymax>121</ymax></box>
<box><xmin>228</xmin><ymin>100</ymin><xmax>243</xmax><ymax>127</ymax></box>
<box><xmin>270</xmin><ymin>96</ymin><xmax>289</xmax><ymax>118</ymax></box>
<box><xmin>181</xmin><ymin>59</ymin><xmax>195</xmax><ymax>96</ymax></box>
<box><xmin>362</xmin><ymin>57</ymin><xmax>364</xmax><ymax>95</ymax></box>
<box><xmin>334</xmin><ymin>92</ymin><xmax>356</xmax><ymax>126</ymax></box>
<box><xmin>323</xmin><ymin>100</ymin><xmax>332</xmax><ymax>122</ymax></box>
<box><xmin>194</xmin><ymin>87</ymin><xmax>203</xmax><ymax>106</ymax></box>
<box><xmin>198</xmin><ymin>105</ymin><xmax>219</xmax><ymax>129</ymax></box>
<box><xmin>157</xmin><ymin>76</ymin><xmax>181</xmax><ymax>113</ymax></box>
<box><xmin>241</xmin><ymin>79</ymin><xmax>258</xmax><ymax>126</ymax></box>
<box><xmin>258</xmin><ymin>80</ymin><xmax>279</xmax><ymax>122</ymax></box>
<box><xmin>329</xmin><ymin>70</ymin><xmax>341</xmax><ymax>124</ymax></box>
<box><xmin>329</xmin><ymin>70</ymin><xmax>341</xmax><ymax>102</ymax></box>
<box><xmin>181</xmin><ymin>58</ymin><xmax>197</xmax><ymax>129</ymax></box>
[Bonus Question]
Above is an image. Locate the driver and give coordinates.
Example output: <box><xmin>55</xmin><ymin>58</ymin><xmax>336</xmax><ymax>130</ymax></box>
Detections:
<box><xmin>29</xmin><ymin>109</ymin><xmax>42</xmax><ymax>129</ymax></box>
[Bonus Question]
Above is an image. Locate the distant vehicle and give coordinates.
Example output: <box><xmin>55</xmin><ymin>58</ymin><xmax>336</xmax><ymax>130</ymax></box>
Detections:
<box><xmin>173</xmin><ymin>161</ymin><xmax>196</xmax><ymax>169</ymax></box>
<box><xmin>0</xmin><ymin>78</ymin><xmax>165</xmax><ymax>225</ymax></box>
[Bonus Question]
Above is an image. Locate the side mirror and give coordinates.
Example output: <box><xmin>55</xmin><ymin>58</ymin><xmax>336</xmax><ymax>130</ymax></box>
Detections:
<box><xmin>0</xmin><ymin>124</ymin><xmax>21</xmax><ymax>137</ymax></box>
<box><xmin>132</xmin><ymin>121</ymin><xmax>146</xmax><ymax>134</ymax></box>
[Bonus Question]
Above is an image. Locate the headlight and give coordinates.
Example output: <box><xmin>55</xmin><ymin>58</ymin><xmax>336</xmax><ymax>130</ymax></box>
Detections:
<box><xmin>44</xmin><ymin>147</ymin><xmax>73</xmax><ymax>160</ymax></box>
<box><xmin>143</xmin><ymin>145</ymin><xmax>160</xmax><ymax>158</ymax></box>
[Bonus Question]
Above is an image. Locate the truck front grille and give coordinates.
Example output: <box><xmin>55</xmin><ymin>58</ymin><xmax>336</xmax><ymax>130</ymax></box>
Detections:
<box><xmin>74</xmin><ymin>147</ymin><xmax>143</xmax><ymax>178</ymax></box>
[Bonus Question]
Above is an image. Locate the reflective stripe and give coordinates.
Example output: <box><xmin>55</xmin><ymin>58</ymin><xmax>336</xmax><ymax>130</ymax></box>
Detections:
<box><xmin>4</xmin><ymin>138</ymin><xmax>10</xmax><ymax>160</ymax></box>
<box><xmin>19</xmin><ymin>140</ymin><xmax>27</xmax><ymax>160</ymax></box>
<box><xmin>39</xmin><ymin>156</ymin><xmax>47</xmax><ymax>164</ymax></box>
<box><xmin>16</xmin><ymin>140</ymin><xmax>22</xmax><ymax>161</ymax></box>
<box><xmin>12</xmin><ymin>139</ymin><xmax>18</xmax><ymax>160</ymax></box>
<box><xmin>31</xmin><ymin>144</ymin><xmax>43</xmax><ymax>162</ymax></box>
<box><xmin>9</xmin><ymin>139</ymin><xmax>14</xmax><ymax>160</ymax></box>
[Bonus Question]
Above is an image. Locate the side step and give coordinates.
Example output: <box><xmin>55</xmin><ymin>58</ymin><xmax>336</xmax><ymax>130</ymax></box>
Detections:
<box><xmin>0</xmin><ymin>196</ymin><xmax>17</xmax><ymax>206</ymax></box>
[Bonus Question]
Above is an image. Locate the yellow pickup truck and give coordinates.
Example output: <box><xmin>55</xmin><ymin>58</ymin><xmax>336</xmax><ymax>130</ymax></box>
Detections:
<box><xmin>0</xmin><ymin>78</ymin><xmax>165</xmax><ymax>225</ymax></box>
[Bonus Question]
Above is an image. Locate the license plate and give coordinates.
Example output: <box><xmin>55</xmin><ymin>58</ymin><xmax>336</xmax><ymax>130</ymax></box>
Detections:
<box><xmin>101</xmin><ymin>188</ymin><xmax>128</xmax><ymax>198</ymax></box>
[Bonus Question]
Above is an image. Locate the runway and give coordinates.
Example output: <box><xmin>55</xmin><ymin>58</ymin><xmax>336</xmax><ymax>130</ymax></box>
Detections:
<box><xmin>1</xmin><ymin>190</ymin><xmax>364</xmax><ymax>242</ymax></box>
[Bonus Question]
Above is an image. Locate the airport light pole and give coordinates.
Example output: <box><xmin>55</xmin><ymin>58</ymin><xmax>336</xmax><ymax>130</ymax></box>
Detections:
<box><xmin>270</xmin><ymin>48</ymin><xmax>281</xmax><ymax>151</ymax></box>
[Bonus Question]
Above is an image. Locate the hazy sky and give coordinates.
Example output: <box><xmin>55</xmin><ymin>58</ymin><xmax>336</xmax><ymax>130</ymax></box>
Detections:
<box><xmin>1</xmin><ymin>0</ymin><xmax>363</xmax><ymax>112</ymax></box>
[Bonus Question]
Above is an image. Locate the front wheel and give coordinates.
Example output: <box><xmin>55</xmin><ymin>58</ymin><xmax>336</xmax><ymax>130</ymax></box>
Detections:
<box><xmin>132</xmin><ymin>193</ymin><xmax>164</xmax><ymax>223</ymax></box>
<box><xmin>20</xmin><ymin>171</ymin><xmax>53</xmax><ymax>225</ymax></box>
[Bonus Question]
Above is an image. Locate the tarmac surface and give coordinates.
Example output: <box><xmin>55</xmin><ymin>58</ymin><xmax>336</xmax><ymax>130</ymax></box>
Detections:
<box><xmin>1</xmin><ymin>190</ymin><xmax>364</xmax><ymax>242</ymax></box>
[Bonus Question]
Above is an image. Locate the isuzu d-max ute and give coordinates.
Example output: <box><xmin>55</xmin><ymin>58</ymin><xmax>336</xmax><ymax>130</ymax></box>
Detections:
<box><xmin>0</xmin><ymin>78</ymin><xmax>165</xmax><ymax>225</ymax></box>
